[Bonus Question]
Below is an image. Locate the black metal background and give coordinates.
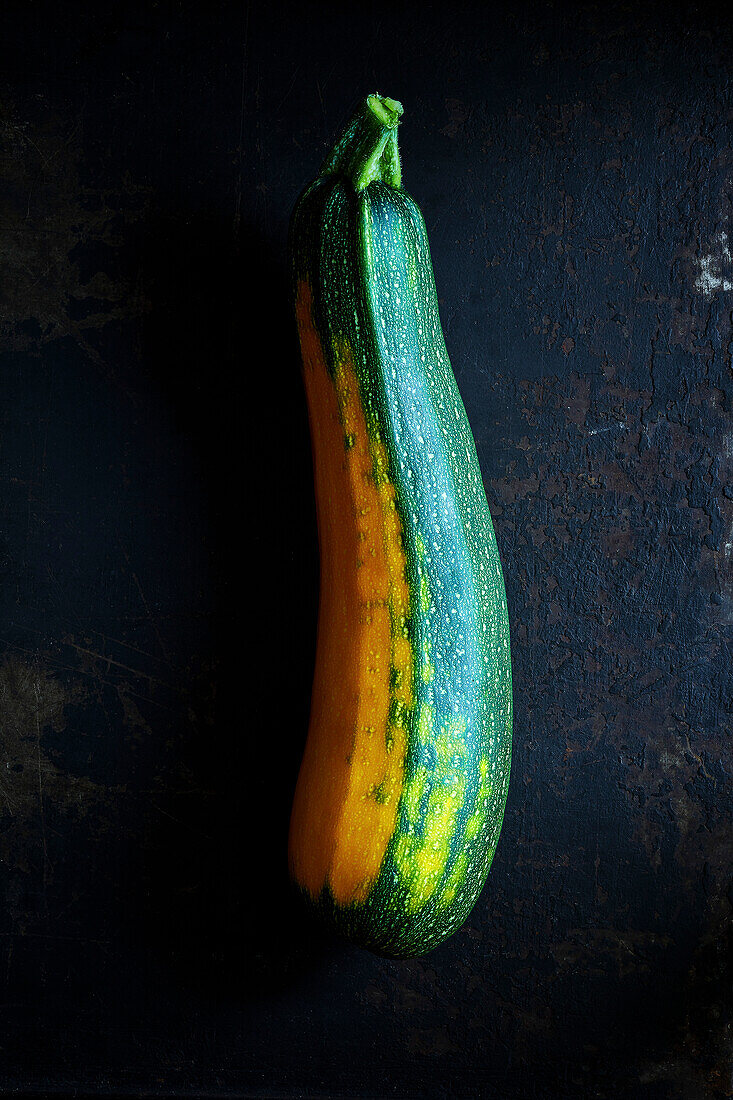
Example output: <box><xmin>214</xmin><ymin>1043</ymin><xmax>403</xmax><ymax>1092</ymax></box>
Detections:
<box><xmin>1</xmin><ymin>2</ymin><xmax>730</xmax><ymax>1097</ymax></box>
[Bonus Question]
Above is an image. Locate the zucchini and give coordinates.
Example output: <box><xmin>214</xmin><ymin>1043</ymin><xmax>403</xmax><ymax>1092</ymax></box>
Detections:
<box><xmin>288</xmin><ymin>93</ymin><xmax>512</xmax><ymax>958</ymax></box>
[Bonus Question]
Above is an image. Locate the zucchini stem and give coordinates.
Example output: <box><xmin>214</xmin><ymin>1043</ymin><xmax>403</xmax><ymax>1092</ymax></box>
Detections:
<box><xmin>320</xmin><ymin>93</ymin><xmax>404</xmax><ymax>192</ymax></box>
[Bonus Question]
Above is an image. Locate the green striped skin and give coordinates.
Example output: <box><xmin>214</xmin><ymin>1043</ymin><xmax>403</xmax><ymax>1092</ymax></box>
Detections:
<box><xmin>289</xmin><ymin>95</ymin><xmax>512</xmax><ymax>957</ymax></box>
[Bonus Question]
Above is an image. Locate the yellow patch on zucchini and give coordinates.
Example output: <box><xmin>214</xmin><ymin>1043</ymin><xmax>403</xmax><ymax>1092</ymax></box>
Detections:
<box><xmin>288</xmin><ymin>280</ymin><xmax>415</xmax><ymax>908</ymax></box>
<box><xmin>417</xmin><ymin>701</ymin><xmax>434</xmax><ymax>745</ymax></box>
<box><xmin>393</xmin><ymin>715</ymin><xmax>470</xmax><ymax>913</ymax></box>
<box><xmin>439</xmin><ymin>851</ymin><xmax>469</xmax><ymax>908</ymax></box>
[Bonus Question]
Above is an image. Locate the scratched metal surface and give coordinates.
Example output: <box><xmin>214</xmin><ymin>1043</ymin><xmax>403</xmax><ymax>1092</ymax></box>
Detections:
<box><xmin>1</xmin><ymin>2</ymin><xmax>730</xmax><ymax>1098</ymax></box>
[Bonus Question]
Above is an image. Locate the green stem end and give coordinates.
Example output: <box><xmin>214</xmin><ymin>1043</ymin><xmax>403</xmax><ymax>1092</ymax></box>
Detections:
<box><xmin>320</xmin><ymin>93</ymin><xmax>404</xmax><ymax>192</ymax></box>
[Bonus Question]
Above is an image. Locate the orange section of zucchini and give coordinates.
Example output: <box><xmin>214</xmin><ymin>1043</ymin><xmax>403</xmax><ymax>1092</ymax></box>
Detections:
<box><xmin>288</xmin><ymin>278</ymin><xmax>412</xmax><ymax>906</ymax></box>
